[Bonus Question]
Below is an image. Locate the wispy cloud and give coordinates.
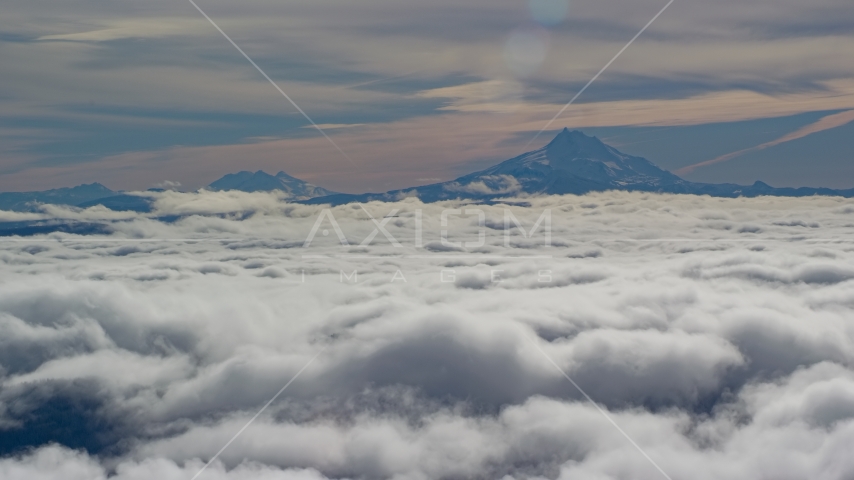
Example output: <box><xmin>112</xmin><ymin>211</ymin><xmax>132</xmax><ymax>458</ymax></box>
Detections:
<box><xmin>8</xmin><ymin>84</ymin><xmax>854</xmax><ymax>193</ymax></box>
<box><xmin>35</xmin><ymin>19</ymin><xmax>206</xmax><ymax>42</ymax></box>
<box><xmin>301</xmin><ymin>123</ymin><xmax>366</xmax><ymax>129</ymax></box>
<box><xmin>676</xmin><ymin>109</ymin><xmax>854</xmax><ymax>175</ymax></box>
<box><xmin>4</xmin><ymin>0</ymin><xmax>854</xmax><ymax>189</ymax></box>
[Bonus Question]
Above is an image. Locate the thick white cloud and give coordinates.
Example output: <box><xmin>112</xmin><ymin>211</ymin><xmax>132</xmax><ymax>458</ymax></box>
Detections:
<box><xmin>1</xmin><ymin>190</ymin><xmax>854</xmax><ymax>479</ymax></box>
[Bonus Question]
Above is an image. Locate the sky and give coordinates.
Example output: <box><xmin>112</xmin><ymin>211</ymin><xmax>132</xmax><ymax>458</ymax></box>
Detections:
<box><xmin>3</xmin><ymin>191</ymin><xmax>854</xmax><ymax>479</ymax></box>
<box><xmin>1</xmin><ymin>0</ymin><xmax>854</xmax><ymax>192</ymax></box>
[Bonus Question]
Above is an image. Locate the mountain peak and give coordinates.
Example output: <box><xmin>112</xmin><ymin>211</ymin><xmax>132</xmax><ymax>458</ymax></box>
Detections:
<box><xmin>545</xmin><ymin>128</ymin><xmax>611</xmax><ymax>160</ymax></box>
<box><xmin>549</xmin><ymin>128</ymin><xmax>596</xmax><ymax>143</ymax></box>
<box><xmin>431</xmin><ymin>127</ymin><xmax>687</xmax><ymax>199</ymax></box>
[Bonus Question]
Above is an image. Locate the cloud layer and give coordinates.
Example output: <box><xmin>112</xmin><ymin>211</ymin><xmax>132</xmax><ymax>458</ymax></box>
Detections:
<box><xmin>1</xmin><ymin>191</ymin><xmax>854</xmax><ymax>479</ymax></box>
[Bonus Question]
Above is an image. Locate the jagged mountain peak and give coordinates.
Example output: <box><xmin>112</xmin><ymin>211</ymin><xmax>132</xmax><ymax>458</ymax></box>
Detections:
<box><xmin>545</xmin><ymin>128</ymin><xmax>610</xmax><ymax>156</ymax></box>
<box><xmin>543</xmin><ymin>129</ymin><xmax>633</xmax><ymax>166</ymax></box>
<box><xmin>455</xmin><ymin>129</ymin><xmax>683</xmax><ymax>195</ymax></box>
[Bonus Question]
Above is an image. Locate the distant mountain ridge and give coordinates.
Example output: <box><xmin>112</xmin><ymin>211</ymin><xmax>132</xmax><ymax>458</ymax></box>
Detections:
<box><xmin>2</xmin><ymin>129</ymin><xmax>854</xmax><ymax>214</ymax></box>
<box><xmin>208</xmin><ymin>170</ymin><xmax>338</xmax><ymax>198</ymax></box>
<box><xmin>0</xmin><ymin>183</ymin><xmax>115</xmax><ymax>212</ymax></box>
<box><xmin>0</xmin><ymin>170</ymin><xmax>337</xmax><ymax>213</ymax></box>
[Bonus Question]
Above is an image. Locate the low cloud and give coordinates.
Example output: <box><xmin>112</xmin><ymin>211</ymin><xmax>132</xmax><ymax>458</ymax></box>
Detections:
<box><xmin>1</xmin><ymin>191</ymin><xmax>854</xmax><ymax>478</ymax></box>
<box><xmin>443</xmin><ymin>175</ymin><xmax>523</xmax><ymax>195</ymax></box>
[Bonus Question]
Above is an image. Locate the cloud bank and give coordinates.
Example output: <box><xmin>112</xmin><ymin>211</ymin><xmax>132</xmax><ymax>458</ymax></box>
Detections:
<box><xmin>1</xmin><ymin>191</ymin><xmax>854</xmax><ymax>479</ymax></box>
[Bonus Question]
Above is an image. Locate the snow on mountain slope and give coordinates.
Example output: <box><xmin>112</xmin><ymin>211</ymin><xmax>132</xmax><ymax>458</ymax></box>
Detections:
<box><xmin>208</xmin><ymin>170</ymin><xmax>338</xmax><ymax>199</ymax></box>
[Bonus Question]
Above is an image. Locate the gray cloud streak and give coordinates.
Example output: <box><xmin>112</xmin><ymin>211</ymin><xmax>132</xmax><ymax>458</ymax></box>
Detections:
<box><xmin>676</xmin><ymin>109</ymin><xmax>854</xmax><ymax>175</ymax></box>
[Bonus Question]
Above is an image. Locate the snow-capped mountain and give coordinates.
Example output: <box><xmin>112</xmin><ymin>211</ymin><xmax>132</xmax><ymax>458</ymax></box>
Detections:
<box><xmin>305</xmin><ymin>128</ymin><xmax>854</xmax><ymax>204</ymax></box>
<box><xmin>208</xmin><ymin>170</ymin><xmax>338</xmax><ymax>199</ymax></box>
<box><xmin>3</xmin><ymin>130</ymin><xmax>854</xmax><ymax>216</ymax></box>
<box><xmin>451</xmin><ymin>128</ymin><xmax>686</xmax><ymax>195</ymax></box>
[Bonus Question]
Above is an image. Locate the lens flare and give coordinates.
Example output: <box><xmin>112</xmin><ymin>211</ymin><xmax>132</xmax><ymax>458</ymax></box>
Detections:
<box><xmin>504</xmin><ymin>27</ymin><xmax>550</xmax><ymax>78</ymax></box>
